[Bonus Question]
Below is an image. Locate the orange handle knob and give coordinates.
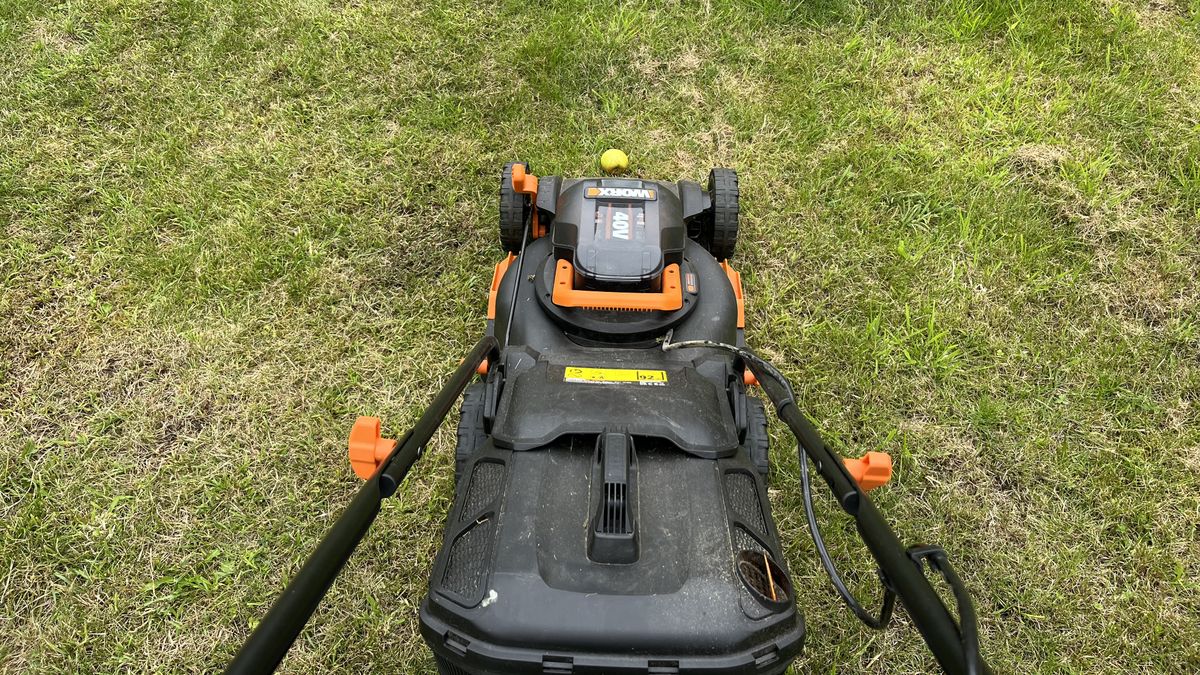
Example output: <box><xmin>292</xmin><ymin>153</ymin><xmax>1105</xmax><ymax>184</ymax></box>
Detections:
<box><xmin>843</xmin><ymin>451</ymin><xmax>893</xmax><ymax>491</ymax></box>
<box><xmin>347</xmin><ymin>416</ymin><xmax>397</xmax><ymax>480</ymax></box>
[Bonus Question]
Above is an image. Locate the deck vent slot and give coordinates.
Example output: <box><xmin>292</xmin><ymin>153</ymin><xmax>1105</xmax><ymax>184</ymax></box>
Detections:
<box><xmin>588</xmin><ymin>431</ymin><xmax>639</xmax><ymax>563</ymax></box>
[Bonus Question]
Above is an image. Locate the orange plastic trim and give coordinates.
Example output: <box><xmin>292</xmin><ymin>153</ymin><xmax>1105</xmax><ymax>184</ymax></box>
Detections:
<box><xmin>487</xmin><ymin>254</ymin><xmax>516</xmax><ymax>320</ymax></box>
<box><xmin>720</xmin><ymin>261</ymin><xmax>745</xmax><ymax>329</ymax></box>
<box><xmin>458</xmin><ymin>356</ymin><xmax>489</xmax><ymax>374</ymax></box>
<box><xmin>720</xmin><ymin>260</ymin><xmax>753</xmax><ymax>384</ymax></box>
<box><xmin>843</xmin><ymin>451</ymin><xmax>893</xmax><ymax>491</ymax></box>
<box><xmin>552</xmin><ymin>261</ymin><xmax>683</xmax><ymax>311</ymax></box>
<box><xmin>511</xmin><ymin>164</ymin><xmax>544</xmax><ymax>239</ymax></box>
<box><xmin>348</xmin><ymin>416</ymin><xmax>397</xmax><ymax>480</ymax></box>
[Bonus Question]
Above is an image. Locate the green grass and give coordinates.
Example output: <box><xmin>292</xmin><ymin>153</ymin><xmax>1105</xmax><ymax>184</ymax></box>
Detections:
<box><xmin>2</xmin><ymin>0</ymin><xmax>1199</xmax><ymax>672</ymax></box>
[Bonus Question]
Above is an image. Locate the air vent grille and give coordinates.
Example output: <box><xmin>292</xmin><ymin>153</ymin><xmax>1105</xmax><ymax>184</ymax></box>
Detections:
<box><xmin>734</xmin><ymin>524</ymin><xmax>765</xmax><ymax>554</ymax></box>
<box><xmin>724</xmin><ymin>471</ymin><xmax>766</xmax><ymax>533</ymax></box>
<box><xmin>442</xmin><ymin>516</ymin><xmax>495</xmax><ymax>599</ymax></box>
<box><xmin>435</xmin><ymin>656</ymin><xmax>472</xmax><ymax>675</ymax></box>
<box><xmin>600</xmin><ymin>481</ymin><xmax>632</xmax><ymax>534</ymax></box>
<box><xmin>460</xmin><ymin>461</ymin><xmax>505</xmax><ymax>522</ymax></box>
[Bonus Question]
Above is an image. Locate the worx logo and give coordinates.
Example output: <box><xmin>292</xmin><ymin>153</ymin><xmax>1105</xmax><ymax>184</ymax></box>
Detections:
<box><xmin>585</xmin><ymin>186</ymin><xmax>657</xmax><ymax>200</ymax></box>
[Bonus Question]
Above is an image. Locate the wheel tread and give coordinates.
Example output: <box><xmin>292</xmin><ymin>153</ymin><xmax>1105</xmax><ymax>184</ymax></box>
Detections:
<box><xmin>706</xmin><ymin>168</ymin><xmax>740</xmax><ymax>260</ymax></box>
<box><xmin>746</xmin><ymin>396</ymin><xmax>770</xmax><ymax>479</ymax></box>
<box><xmin>455</xmin><ymin>383</ymin><xmax>488</xmax><ymax>482</ymax></box>
<box><xmin>499</xmin><ymin>162</ymin><xmax>530</xmax><ymax>253</ymax></box>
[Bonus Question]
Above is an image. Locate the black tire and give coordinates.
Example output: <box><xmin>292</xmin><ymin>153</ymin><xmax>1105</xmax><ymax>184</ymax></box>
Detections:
<box><xmin>704</xmin><ymin>167</ymin><xmax>740</xmax><ymax>260</ymax></box>
<box><xmin>455</xmin><ymin>383</ymin><xmax>488</xmax><ymax>483</ymax></box>
<box><xmin>500</xmin><ymin>162</ymin><xmax>532</xmax><ymax>253</ymax></box>
<box><xmin>746</xmin><ymin>396</ymin><xmax>770</xmax><ymax>479</ymax></box>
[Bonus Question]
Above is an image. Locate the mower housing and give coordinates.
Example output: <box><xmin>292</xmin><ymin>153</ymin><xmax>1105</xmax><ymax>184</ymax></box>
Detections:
<box><xmin>419</xmin><ymin>169</ymin><xmax>804</xmax><ymax>674</ymax></box>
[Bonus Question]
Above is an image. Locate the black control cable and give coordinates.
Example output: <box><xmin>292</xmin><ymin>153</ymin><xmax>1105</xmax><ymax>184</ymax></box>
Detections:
<box><xmin>502</xmin><ymin>172</ymin><xmax>533</xmax><ymax>350</ymax></box>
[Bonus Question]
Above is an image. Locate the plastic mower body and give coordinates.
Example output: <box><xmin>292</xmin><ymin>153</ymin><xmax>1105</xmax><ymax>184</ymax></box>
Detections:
<box><xmin>421</xmin><ymin>168</ymin><xmax>802</xmax><ymax>674</ymax></box>
<box><xmin>226</xmin><ymin>163</ymin><xmax>990</xmax><ymax>675</ymax></box>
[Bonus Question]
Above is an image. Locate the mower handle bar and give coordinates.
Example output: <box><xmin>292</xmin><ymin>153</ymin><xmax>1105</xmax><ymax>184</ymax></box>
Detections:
<box><xmin>747</xmin><ymin>357</ymin><xmax>990</xmax><ymax>675</ymax></box>
<box><xmin>224</xmin><ymin>336</ymin><xmax>499</xmax><ymax>675</ymax></box>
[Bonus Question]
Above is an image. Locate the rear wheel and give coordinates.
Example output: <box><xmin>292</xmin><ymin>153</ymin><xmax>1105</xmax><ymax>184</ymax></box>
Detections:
<box><xmin>500</xmin><ymin>162</ymin><xmax>532</xmax><ymax>253</ymax></box>
<box><xmin>746</xmin><ymin>396</ymin><xmax>770</xmax><ymax>479</ymax></box>
<box><xmin>703</xmin><ymin>167</ymin><xmax>740</xmax><ymax>260</ymax></box>
<box><xmin>455</xmin><ymin>383</ymin><xmax>488</xmax><ymax>483</ymax></box>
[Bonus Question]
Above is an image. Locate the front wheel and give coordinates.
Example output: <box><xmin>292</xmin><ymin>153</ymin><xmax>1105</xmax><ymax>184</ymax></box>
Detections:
<box><xmin>499</xmin><ymin>162</ymin><xmax>532</xmax><ymax>253</ymax></box>
<box><xmin>703</xmin><ymin>167</ymin><xmax>740</xmax><ymax>260</ymax></box>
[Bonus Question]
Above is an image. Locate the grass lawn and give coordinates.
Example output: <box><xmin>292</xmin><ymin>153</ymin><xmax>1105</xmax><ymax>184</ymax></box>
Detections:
<box><xmin>3</xmin><ymin>0</ymin><xmax>1200</xmax><ymax>672</ymax></box>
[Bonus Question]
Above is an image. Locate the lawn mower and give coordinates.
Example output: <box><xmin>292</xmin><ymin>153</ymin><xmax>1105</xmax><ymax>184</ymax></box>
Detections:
<box><xmin>226</xmin><ymin>159</ymin><xmax>990</xmax><ymax>674</ymax></box>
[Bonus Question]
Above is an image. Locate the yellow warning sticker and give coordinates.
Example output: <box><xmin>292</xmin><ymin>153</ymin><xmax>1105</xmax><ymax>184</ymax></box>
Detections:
<box><xmin>563</xmin><ymin>366</ymin><xmax>668</xmax><ymax>386</ymax></box>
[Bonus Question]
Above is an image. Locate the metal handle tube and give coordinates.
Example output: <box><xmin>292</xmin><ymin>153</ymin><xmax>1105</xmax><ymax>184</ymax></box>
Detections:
<box><xmin>225</xmin><ymin>336</ymin><xmax>498</xmax><ymax>674</ymax></box>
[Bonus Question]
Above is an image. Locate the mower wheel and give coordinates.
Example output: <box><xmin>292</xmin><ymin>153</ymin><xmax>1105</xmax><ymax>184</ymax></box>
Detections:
<box><xmin>746</xmin><ymin>396</ymin><xmax>770</xmax><ymax>478</ymax></box>
<box><xmin>500</xmin><ymin>162</ymin><xmax>532</xmax><ymax>253</ymax></box>
<box><xmin>455</xmin><ymin>383</ymin><xmax>488</xmax><ymax>482</ymax></box>
<box><xmin>704</xmin><ymin>167</ymin><xmax>740</xmax><ymax>260</ymax></box>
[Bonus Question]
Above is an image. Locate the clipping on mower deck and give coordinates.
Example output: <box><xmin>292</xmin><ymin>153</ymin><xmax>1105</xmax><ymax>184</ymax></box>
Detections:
<box><xmin>226</xmin><ymin>160</ymin><xmax>989</xmax><ymax>675</ymax></box>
